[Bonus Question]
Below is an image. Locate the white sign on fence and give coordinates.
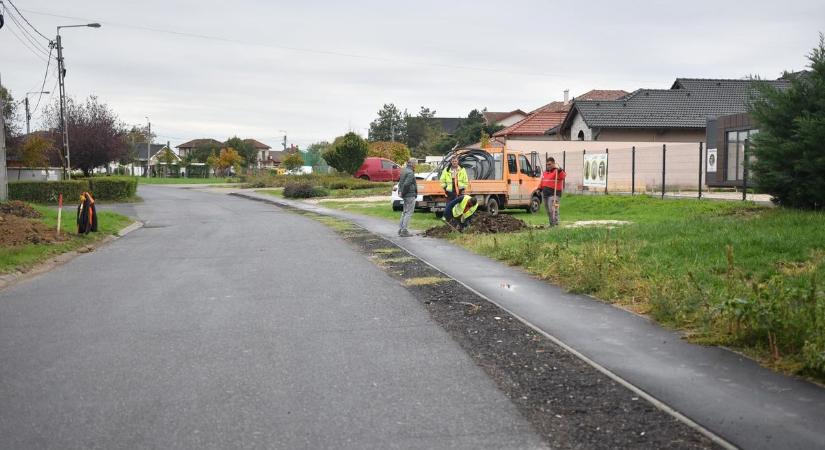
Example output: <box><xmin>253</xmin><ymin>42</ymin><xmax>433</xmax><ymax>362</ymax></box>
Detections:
<box><xmin>707</xmin><ymin>148</ymin><xmax>718</xmax><ymax>172</ymax></box>
<box><xmin>583</xmin><ymin>153</ymin><xmax>608</xmax><ymax>187</ymax></box>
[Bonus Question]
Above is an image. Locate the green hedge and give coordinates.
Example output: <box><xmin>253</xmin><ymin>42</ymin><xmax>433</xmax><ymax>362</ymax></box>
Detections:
<box><xmin>88</xmin><ymin>177</ymin><xmax>137</xmax><ymax>200</ymax></box>
<box><xmin>9</xmin><ymin>180</ymin><xmax>89</xmax><ymax>203</ymax></box>
<box><xmin>9</xmin><ymin>177</ymin><xmax>138</xmax><ymax>203</ymax></box>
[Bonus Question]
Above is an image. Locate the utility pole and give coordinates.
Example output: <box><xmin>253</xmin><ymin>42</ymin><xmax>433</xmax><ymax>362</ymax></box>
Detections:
<box><xmin>55</xmin><ymin>33</ymin><xmax>71</xmax><ymax>179</ymax></box>
<box><xmin>0</xmin><ymin>73</ymin><xmax>7</xmax><ymax>201</ymax></box>
<box><xmin>24</xmin><ymin>91</ymin><xmax>49</xmax><ymax>135</ymax></box>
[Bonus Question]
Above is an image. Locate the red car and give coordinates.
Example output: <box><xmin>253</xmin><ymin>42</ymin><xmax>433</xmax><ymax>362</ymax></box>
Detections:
<box><xmin>354</xmin><ymin>157</ymin><xmax>401</xmax><ymax>182</ymax></box>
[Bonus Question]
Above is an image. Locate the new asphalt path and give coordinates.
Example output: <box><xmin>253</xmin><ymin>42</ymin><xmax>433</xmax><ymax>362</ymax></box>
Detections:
<box><xmin>0</xmin><ymin>186</ymin><xmax>546</xmax><ymax>449</ymax></box>
<box><xmin>233</xmin><ymin>188</ymin><xmax>825</xmax><ymax>450</ymax></box>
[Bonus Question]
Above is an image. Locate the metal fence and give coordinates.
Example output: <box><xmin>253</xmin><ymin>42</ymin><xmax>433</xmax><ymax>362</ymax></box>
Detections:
<box><xmin>539</xmin><ymin>141</ymin><xmax>753</xmax><ymax>201</ymax></box>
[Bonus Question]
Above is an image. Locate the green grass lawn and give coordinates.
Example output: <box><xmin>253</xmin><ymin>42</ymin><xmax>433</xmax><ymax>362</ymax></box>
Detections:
<box><xmin>0</xmin><ymin>205</ymin><xmax>133</xmax><ymax>274</ymax></box>
<box><xmin>137</xmin><ymin>177</ymin><xmax>241</xmax><ymax>185</ymax></box>
<box><xmin>256</xmin><ymin>188</ymin><xmax>284</xmax><ymax>198</ymax></box>
<box><xmin>320</xmin><ymin>194</ymin><xmax>825</xmax><ymax>379</ymax></box>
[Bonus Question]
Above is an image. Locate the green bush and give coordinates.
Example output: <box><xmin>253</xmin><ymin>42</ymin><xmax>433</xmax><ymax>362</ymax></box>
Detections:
<box><xmin>9</xmin><ymin>180</ymin><xmax>89</xmax><ymax>203</ymax></box>
<box><xmin>88</xmin><ymin>177</ymin><xmax>138</xmax><ymax>200</ymax></box>
<box><xmin>283</xmin><ymin>181</ymin><xmax>328</xmax><ymax>198</ymax></box>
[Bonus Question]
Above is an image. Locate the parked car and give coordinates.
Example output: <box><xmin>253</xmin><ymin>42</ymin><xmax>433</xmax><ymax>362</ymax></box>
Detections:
<box><xmin>354</xmin><ymin>157</ymin><xmax>401</xmax><ymax>182</ymax></box>
<box><xmin>391</xmin><ymin>172</ymin><xmax>437</xmax><ymax>211</ymax></box>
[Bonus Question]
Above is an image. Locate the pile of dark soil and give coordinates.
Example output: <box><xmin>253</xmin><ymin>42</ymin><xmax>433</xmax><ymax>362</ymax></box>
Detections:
<box><xmin>424</xmin><ymin>212</ymin><xmax>528</xmax><ymax>237</ymax></box>
<box><xmin>0</xmin><ymin>201</ymin><xmax>42</xmax><ymax>219</ymax></box>
<box><xmin>0</xmin><ymin>214</ymin><xmax>62</xmax><ymax>247</ymax></box>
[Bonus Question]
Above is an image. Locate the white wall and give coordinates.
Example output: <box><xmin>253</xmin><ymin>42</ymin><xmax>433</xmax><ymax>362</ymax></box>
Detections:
<box><xmin>6</xmin><ymin>167</ymin><xmax>64</xmax><ymax>181</ymax></box>
<box><xmin>569</xmin><ymin>112</ymin><xmax>592</xmax><ymax>141</ymax></box>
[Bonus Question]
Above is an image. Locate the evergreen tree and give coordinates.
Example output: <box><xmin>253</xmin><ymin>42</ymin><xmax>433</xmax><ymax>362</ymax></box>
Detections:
<box><xmin>750</xmin><ymin>35</ymin><xmax>825</xmax><ymax>209</ymax></box>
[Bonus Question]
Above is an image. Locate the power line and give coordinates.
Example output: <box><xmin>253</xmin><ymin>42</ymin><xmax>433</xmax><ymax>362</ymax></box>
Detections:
<box><xmin>5</xmin><ymin>0</ymin><xmax>51</xmax><ymax>41</ymax></box>
<box><xmin>3</xmin><ymin>4</ymin><xmax>51</xmax><ymax>57</ymax></box>
<box><xmin>32</xmin><ymin>45</ymin><xmax>55</xmax><ymax>113</ymax></box>
<box><xmin>18</xmin><ymin>8</ymin><xmax>579</xmax><ymax>80</ymax></box>
<box><xmin>3</xmin><ymin>14</ymin><xmax>50</xmax><ymax>63</ymax></box>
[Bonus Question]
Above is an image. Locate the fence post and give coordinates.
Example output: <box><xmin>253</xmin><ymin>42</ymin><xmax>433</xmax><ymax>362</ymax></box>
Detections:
<box><xmin>742</xmin><ymin>139</ymin><xmax>749</xmax><ymax>201</ymax></box>
<box><xmin>631</xmin><ymin>146</ymin><xmax>636</xmax><ymax>196</ymax></box>
<box><xmin>604</xmin><ymin>148</ymin><xmax>609</xmax><ymax>195</ymax></box>
<box><xmin>562</xmin><ymin>150</ymin><xmax>566</xmax><ymax>169</ymax></box>
<box><xmin>661</xmin><ymin>144</ymin><xmax>666</xmax><ymax>199</ymax></box>
<box><xmin>698</xmin><ymin>142</ymin><xmax>703</xmax><ymax>199</ymax></box>
<box><xmin>582</xmin><ymin>149</ymin><xmax>586</xmax><ymax>193</ymax></box>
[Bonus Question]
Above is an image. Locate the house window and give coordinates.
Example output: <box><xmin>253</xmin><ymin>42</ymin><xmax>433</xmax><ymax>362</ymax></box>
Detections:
<box><xmin>577</xmin><ymin>130</ymin><xmax>585</xmax><ymax>141</ymax></box>
<box><xmin>726</xmin><ymin>129</ymin><xmax>758</xmax><ymax>181</ymax></box>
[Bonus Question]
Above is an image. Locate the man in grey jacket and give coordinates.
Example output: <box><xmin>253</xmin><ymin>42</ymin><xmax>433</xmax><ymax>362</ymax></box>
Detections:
<box><xmin>397</xmin><ymin>158</ymin><xmax>417</xmax><ymax>237</ymax></box>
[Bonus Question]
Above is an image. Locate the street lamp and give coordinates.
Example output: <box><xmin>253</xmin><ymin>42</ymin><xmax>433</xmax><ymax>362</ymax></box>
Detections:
<box><xmin>55</xmin><ymin>23</ymin><xmax>101</xmax><ymax>179</ymax></box>
<box><xmin>24</xmin><ymin>91</ymin><xmax>50</xmax><ymax>135</ymax></box>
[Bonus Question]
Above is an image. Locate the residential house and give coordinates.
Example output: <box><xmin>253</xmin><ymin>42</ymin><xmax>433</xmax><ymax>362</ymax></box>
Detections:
<box><xmin>175</xmin><ymin>138</ymin><xmax>223</xmax><ymax>159</ymax></box>
<box><xmin>553</xmin><ymin>78</ymin><xmax>790</xmax><ymax>143</ymax></box>
<box><xmin>244</xmin><ymin>139</ymin><xmax>273</xmax><ymax>167</ymax></box>
<box><xmin>494</xmin><ymin>90</ymin><xmax>629</xmax><ymax>144</ymax></box>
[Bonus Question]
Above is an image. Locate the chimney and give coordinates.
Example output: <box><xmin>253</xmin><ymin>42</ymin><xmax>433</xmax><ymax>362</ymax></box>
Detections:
<box><xmin>563</xmin><ymin>89</ymin><xmax>570</xmax><ymax>105</ymax></box>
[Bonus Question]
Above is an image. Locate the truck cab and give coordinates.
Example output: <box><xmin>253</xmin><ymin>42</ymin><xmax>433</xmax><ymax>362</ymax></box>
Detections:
<box><xmin>417</xmin><ymin>147</ymin><xmax>543</xmax><ymax>216</ymax></box>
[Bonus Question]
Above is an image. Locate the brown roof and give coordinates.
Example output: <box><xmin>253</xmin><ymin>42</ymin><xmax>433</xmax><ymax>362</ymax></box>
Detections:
<box><xmin>243</xmin><ymin>138</ymin><xmax>271</xmax><ymax>150</ymax></box>
<box><xmin>497</xmin><ymin>89</ymin><xmax>629</xmax><ymax>137</ymax></box>
<box><xmin>493</xmin><ymin>110</ymin><xmax>569</xmax><ymax>137</ymax></box>
<box><xmin>176</xmin><ymin>138</ymin><xmax>223</xmax><ymax>149</ymax></box>
<box><xmin>529</xmin><ymin>90</ymin><xmax>629</xmax><ymax>114</ymax></box>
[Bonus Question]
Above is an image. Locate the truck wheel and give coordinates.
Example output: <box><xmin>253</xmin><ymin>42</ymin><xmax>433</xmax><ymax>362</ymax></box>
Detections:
<box><xmin>486</xmin><ymin>197</ymin><xmax>499</xmax><ymax>216</ymax></box>
<box><xmin>359</xmin><ymin>175</ymin><xmax>370</xmax><ymax>181</ymax></box>
<box><xmin>435</xmin><ymin>210</ymin><xmax>444</xmax><ymax>219</ymax></box>
<box><xmin>527</xmin><ymin>195</ymin><xmax>541</xmax><ymax>213</ymax></box>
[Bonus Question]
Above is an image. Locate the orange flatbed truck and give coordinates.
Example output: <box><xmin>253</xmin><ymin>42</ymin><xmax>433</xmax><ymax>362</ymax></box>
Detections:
<box><xmin>417</xmin><ymin>147</ymin><xmax>544</xmax><ymax>216</ymax></box>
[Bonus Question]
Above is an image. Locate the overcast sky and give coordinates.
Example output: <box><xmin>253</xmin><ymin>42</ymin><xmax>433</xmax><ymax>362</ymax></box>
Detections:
<box><xmin>2</xmin><ymin>0</ymin><xmax>822</xmax><ymax>149</ymax></box>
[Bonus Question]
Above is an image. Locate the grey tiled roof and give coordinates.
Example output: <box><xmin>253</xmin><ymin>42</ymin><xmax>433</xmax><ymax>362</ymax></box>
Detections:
<box><xmin>566</xmin><ymin>78</ymin><xmax>790</xmax><ymax>130</ymax></box>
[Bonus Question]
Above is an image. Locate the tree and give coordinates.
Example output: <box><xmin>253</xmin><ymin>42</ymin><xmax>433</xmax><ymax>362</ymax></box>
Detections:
<box><xmin>368</xmin><ymin>103</ymin><xmax>407</xmax><ymax>142</ymax></box>
<box><xmin>406</xmin><ymin>106</ymin><xmax>444</xmax><ymax>157</ymax></box>
<box><xmin>368</xmin><ymin>141</ymin><xmax>411</xmax><ymax>164</ymax></box>
<box><xmin>20</xmin><ymin>134</ymin><xmax>53</xmax><ymax>167</ymax></box>
<box><xmin>42</xmin><ymin>96</ymin><xmax>129</xmax><ymax>175</ymax></box>
<box><xmin>323</xmin><ymin>132</ymin><xmax>368</xmax><ymax>174</ymax></box>
<box><xmin>225</xmin><ymin>136</ymin><xmax>257</xmax><ymax>167</ymax></box>
<box><xmin>158</xmin><ymin>148</ymin><xmax>178</xmax><ymax>177</ymax></box>
<box><xmin>208</xmin><ymin>147</ymin><xmax>243</xmax><ymax>176</ymax></box>
<box><xmin>1</xmin><ymin>86</ymin><xmax>20</xmax><ymax>151</ymax></box>
<box><xmin>188</xmin><ymin>141</ymin><xmax>220</xmax><ymax>163</ymax></box>
<box><xmin>750</xmin><ymin>35</ymin><xmax>825</xmax><ymax>209</ymax></box>
<box><xmin>282</xmin><ymin>151</ymin><xmax>304</xmax><ymax>171</ymax></box>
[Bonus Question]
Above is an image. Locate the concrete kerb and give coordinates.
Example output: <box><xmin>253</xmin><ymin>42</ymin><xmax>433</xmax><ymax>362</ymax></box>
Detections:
<box><xmin>229</xmin><ymin>191</ymin><xmax>737</xmax><ymax>450</ymax></box>
<box><xmin>0</xmin><ymin>220</ymin><xmax>144</xmax><ymax>292</ymax></box>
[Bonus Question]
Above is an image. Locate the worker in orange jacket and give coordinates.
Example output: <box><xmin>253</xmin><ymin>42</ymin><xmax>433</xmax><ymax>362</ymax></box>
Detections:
<box><xmin>539</xmin><ymin>157</ymin><xmax>566</xmax><ymax>226</ymax></box>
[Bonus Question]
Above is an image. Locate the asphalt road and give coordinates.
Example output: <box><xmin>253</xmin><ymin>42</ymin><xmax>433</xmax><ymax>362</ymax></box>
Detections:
<box><xmin>0</xmin><ymin>186</ymin><xmax>545</xmax><ymax>449</ymax></box>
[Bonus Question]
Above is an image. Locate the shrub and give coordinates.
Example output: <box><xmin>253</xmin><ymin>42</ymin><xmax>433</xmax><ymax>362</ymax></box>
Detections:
<box><xmin>283</xmin><ymin>181</ymin><xmax>328</xmax><ymax>198</ymax></box>
<box><xmin>323</xmin><ymin>132</ymin><xmax>368</xmax><ymax>174</ymax></box>
<box><xmin>88</xmin><ymin>177</ymin><xmax>137</xmax><ymax>200</ymax></box>
<box><xmin>9</xmin><ymin>180</ymin><xmax>89</xmax><ymax>203</ymax></box>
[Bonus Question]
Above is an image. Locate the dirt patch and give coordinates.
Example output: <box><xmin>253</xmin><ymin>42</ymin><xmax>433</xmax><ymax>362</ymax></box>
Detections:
<box><xmin>0</xmin><ymin>201</ymin><xmax>42</xmax><ymax>219</ymax></box>
<box><xmin>0</xmin><ymin>214</ymin><xmax>64</xmax><ymax>247</ymax></box>
<box><xmin>424</xmin><ymin>212</ymin><xmax>529</xmax><ymax>237</ymax></box>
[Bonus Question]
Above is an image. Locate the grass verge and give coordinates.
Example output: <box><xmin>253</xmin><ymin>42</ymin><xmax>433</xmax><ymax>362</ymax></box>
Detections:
<box><xmin>0</xmin><ymin>205</ymin><xmax>133</xmax><ymax>274</ymax></box>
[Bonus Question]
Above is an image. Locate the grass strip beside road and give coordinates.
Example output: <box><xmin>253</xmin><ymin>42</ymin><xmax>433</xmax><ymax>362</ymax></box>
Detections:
<box><xmin>0</xmin><ymin>205</ymin><xmax>133</xmax><ymax>274</ymax></box>
<box><xmin>320</xmin><ymin>194</ymin><xmax>825</xmax><ymax>379</ymax></box>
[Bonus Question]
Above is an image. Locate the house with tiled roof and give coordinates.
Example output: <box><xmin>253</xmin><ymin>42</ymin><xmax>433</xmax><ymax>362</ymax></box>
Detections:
<box><xmin>494</xmin><ymin>90</ymin><xmax>628</xmax><ymax>142</ymax></box>
<box><xmin>553</xmin><ymin>78</ymin><xmax>790</xmax><ymax>142</ymax></box>
<box><xmin>175</xmin><ymin>138</ymin><xmax>223</xmax><ymax>159</ymax></box>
